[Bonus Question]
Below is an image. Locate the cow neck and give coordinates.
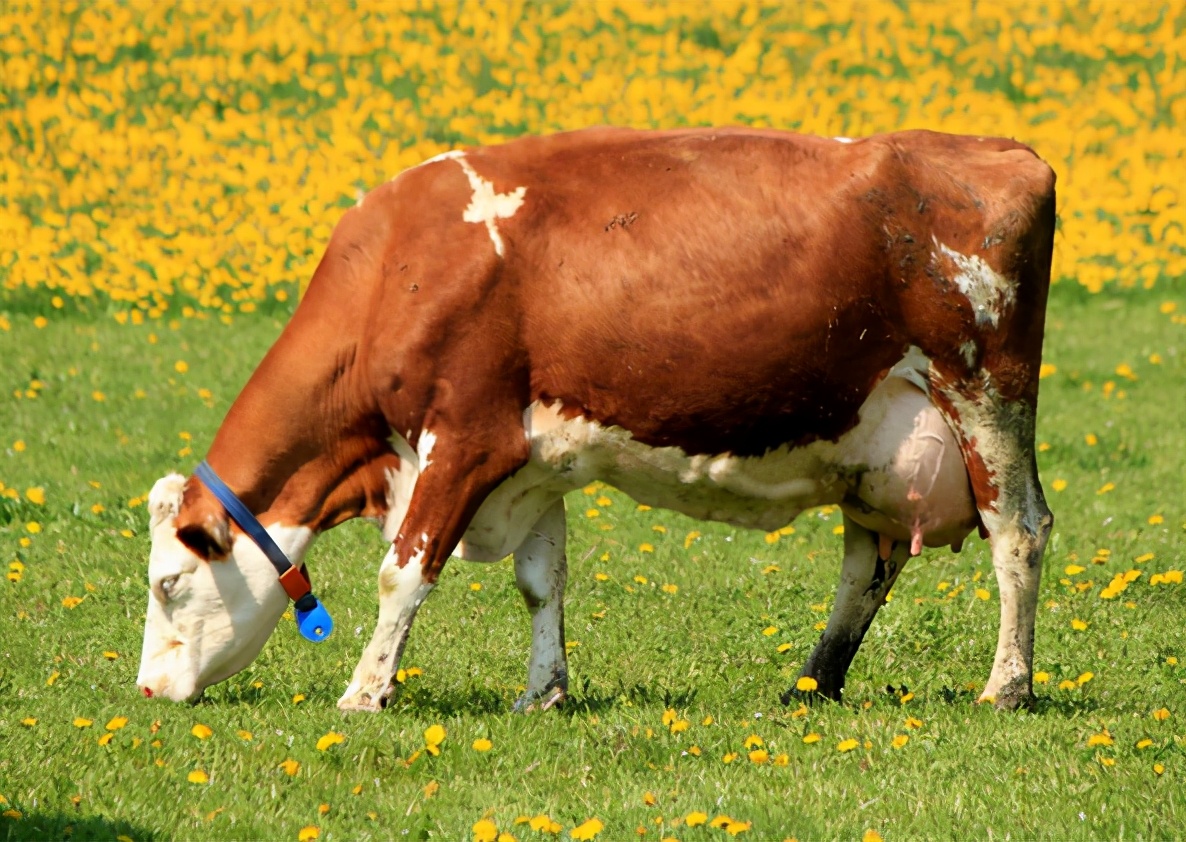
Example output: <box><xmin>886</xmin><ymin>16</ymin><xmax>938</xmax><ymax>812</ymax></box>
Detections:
<box><xmin>197</xmin><ymin>323</ymin><xmax>393</xmax><ymax>536</ymax></box>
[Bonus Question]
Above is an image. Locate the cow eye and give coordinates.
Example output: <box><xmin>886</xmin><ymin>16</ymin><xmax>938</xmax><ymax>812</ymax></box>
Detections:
<box><xmin>156</xmin><ymin>574</ymin><xmax>181</xmax><ymax>602</ymax></box>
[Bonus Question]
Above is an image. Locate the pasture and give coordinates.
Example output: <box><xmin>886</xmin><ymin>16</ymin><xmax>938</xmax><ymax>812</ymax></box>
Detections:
<box><xmin>2</xmin><ymin>1</ymin><xmax>1184</xmax><ymax>839</ymax></box>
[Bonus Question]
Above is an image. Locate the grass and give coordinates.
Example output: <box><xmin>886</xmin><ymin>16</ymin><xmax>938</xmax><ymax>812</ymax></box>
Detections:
<box><xmin>0</xmin><ymin>283</ymin><xmax>1184</xmax><ymax>841</ymax></box>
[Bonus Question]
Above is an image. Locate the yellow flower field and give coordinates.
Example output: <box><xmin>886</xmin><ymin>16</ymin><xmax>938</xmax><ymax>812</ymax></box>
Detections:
<box><xmin>1</xmin><ymin>0</ymin><xmax>1183</xmax><ymax>321</ymax></box>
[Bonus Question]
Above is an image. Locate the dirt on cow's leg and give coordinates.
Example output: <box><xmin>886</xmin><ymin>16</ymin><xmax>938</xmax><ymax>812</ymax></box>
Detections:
<box><xmin>512</xmin><ymin>499</ymin><xmax>569</xmax><ymax>713</ymax></box>
<box><xmin>784</xmin><ymin>516</ymin><xmax>909</xmax><ymax>705</ymax></box>
<box><xmin>933</xmin><ymin>386</ymin><xmax>1051</xmax><ymax>711</ymax></box>
<box><xmin>339</xmin><ymin>420</ymin><xmax>531</xmax><ymax>713</ymax></box>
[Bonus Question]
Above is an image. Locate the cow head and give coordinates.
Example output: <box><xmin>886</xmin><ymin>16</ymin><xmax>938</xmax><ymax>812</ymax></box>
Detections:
<box><xmin>136</xmin><ymin>473</ymin><xmax>311</xmax><ymax>702</ymax></box>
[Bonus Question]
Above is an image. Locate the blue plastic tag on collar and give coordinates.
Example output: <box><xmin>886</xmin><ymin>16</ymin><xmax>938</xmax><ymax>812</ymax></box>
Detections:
<box><xmin>295</xmin><ymin>599</ymin><xmax>333</xmax><ymax>642</ymax></box>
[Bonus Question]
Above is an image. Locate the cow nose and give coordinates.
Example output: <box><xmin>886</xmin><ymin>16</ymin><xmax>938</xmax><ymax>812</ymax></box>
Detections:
<box><xmin>141</xmin><ymin>685</ymin><xmax>154</xmax><ymax>698</ymax></box>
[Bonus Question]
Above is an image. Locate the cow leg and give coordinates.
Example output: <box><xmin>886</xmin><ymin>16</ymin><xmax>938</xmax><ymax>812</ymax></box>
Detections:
<box><xmin>338</xmin><ymin>428</ymin><xmax>529</xmax><ymax>713</ymax></box>
<box><xmin>512</xmin><ymin>499</ymin><xmax>569</xmax><ymax>713</ymax></box>
<box><xmin>785</xmin><ymin>516</ymin><xmax>909</xmax><ymax>704</ymax></box>
<box><xmin>933</xmin><ymin>385</ymin><xmax>1051</xmax><ymax>710</ymax></box>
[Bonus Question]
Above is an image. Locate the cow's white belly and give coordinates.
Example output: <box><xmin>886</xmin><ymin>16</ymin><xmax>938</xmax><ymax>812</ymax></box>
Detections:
<box><xmin>385</xmin><ymin>357</ymin><xmax>978</xmax><ymax>562</ymax></box>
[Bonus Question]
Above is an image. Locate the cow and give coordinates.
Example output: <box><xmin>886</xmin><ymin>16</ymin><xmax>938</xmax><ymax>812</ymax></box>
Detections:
<box><xmin>136</xmin><ymin>126</ymin><xmax>1056</xmax><ymax>713</ymax></box>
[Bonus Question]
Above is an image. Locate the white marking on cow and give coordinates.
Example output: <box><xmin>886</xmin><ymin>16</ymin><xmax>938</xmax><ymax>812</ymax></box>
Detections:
<box><xmin>933</xmin><ymin>239</ymin><xmax>1016</xmax><ymax>327</ymax></box>
<box><xmin>450</xmin><ymin>154</ymin><xmax>526</xmax><ymax>257</ymax></box>
<box><xmin>421</xmin><ymin>149</ymin><xmax>465</xmax><ymax>166</ymax></box>
<box><xmin>416</xmin><ymin>430</ymin><xmax>436</xmax><ymax>472</ymax></box>
<box><xmin>833</xmin><ymin>136</ymin><xmax>854</xmax><ymax>143</ymax></box>
<box><xmin>960</xmin><ymin>340</ymin><xmax>979</xmax><ymax>369</ymax></box>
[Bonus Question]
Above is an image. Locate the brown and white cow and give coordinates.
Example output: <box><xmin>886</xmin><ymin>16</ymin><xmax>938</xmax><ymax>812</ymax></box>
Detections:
<box><xmin>137</xmin><ymin>126</ymin><xmax>1055</xmax><ymax>712</ymax></box>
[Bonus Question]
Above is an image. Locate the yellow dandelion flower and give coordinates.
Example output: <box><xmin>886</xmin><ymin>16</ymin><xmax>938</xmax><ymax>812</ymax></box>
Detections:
<box><xmin>837</xmin><ymin>738</ymin><xmax>859</xmax><ymax>752</ymax></box>
<box><xmin>473</xmin><ymin>819</ymin><xmax>499</xmax><ymax>842</ymax></box>
<box><xmin>570</xmin><ymin>818</ymin><xmax>603</xmax><ymax>840</ymax></box>
<box><xmin>188</xmin><ymin>770</ymin><xmax>209</xmax><ymax>784</ymax></box>
<box><xmin>191</xmin><ymin>723</ymin><xmax>213</xmax><ymax>739</ymax></box>
<box><xmin>316</xmin><ymin>731</ymin><xmax>345</xmax><ymax>750</ymax></box>
<box><xmin>298</xmin><ymin>826</ymin><xmax>320</xmax><ymax>842</ymax></box>
<box><xmin>472</xmin><ymin>738</ymin><xmax>493</xmax><ymax>752</ymax></box>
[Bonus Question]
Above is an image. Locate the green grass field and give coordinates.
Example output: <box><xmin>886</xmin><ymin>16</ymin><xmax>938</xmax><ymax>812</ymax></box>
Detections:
<box><xmin>1</xmin><ymin>283</ymin><xmax>1183</xmax><ymax>840</ymax></box>
<box><xmin>3</xmin><ymin>0</ymin><xmax>1186</xmax><ymax>838</ymax></box>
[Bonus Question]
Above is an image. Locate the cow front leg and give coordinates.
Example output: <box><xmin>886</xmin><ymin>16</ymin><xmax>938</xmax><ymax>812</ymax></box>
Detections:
<box><xmin>338</xmin><ymin>543</ymin><xmax>435</xmax><ymax>712</ymax></box>
<box><xmin>512</xmin><ymin>499</ymin><xmax>569</xmax><ymax>712</ymax></box>
<box><xmin>784</xmin><ymin>516</ymin><xmax>910</xmax><ymax>704</ymax></box>
<box><xmin>339</xmin><ymin>426</ymin><xmax>530</xmax><ymax>713</ymax></box>
<box><xmin>934</xmin><ymin>385</ymin><xmax>1052</xmax><ymax>710</ymax></box>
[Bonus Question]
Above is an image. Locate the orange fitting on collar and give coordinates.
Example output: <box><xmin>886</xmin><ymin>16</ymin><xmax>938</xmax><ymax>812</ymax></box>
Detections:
<box><xmin>278</xmin><ymin>565</ymin><xmax>311</xmax><ymax>602</ymax></box>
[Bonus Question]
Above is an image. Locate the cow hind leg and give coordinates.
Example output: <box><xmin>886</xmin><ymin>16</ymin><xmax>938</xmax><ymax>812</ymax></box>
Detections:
<box><xmin>512</xmin><ymin>499</ymin><xmax>569</xmax><ymax>713</ymax></box>
<box><xmin>935</xmin><ymin>386</ymin><xmax>1052</xmax><ymax>710</ymax></box>
<box><xmin>784</xmin><ymin>516</ymin><xmax>909</xmax><ymax>704</ymax></box>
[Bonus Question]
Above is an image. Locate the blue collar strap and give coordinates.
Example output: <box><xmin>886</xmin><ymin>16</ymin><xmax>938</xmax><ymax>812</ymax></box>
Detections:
<box><xmin>193</xmin><ymin>461</ymin><xmax>333</xmax><ymax>643</ymax></box>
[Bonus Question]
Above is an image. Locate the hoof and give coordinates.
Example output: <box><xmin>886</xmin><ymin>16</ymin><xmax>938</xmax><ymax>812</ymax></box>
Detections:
<box><xmin>337</xmin><ymin>682</ymin><xmax>393</xmax><ymax>713</ymax></box>
<box><xmin>513</xmin><ymin>686</ymin><xmax>566</xmax><ymax>714</ymax></box>
<box><xmin>978</xmin><ymin>681</ymin><xmax>1035</xmax><ymax>711</ymax></box>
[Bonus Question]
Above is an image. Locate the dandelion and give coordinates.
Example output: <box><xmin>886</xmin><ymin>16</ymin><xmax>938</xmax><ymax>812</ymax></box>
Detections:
<box><xmin>686</xmin><ymin>812</ymin><xmax>708</xmax><ymax>827</ymax></box>
<box><xmin>188</xmin><ymin>770</ymin><xmax>209</xmax><ymax>784</ymax></box>
<box><xmin>892</xmin><ymin>735</ymin><xmax>909</xmax><ymax>748</ymax></box>
<box><xmin>570</xmin><ymin>818</ymin><xmax>603</xmax><ymax>840</ymax></box>
<box><xmin>106</xmin><ymin>717</ymin><xmax>128</xmax><ymax>731</ymax></box>
<box><xmin>1153</xmin><ymin>708</ymin><xmax>1171</xmax><ymax>721</ymax></box>
<box><xmin>837</xmin><ymin>738</ymin><xmax>859</xmax><ymax>752</ymax></box>
<box><xmin>1071</xmin><ymin>619</ymin><xmax>1088</xmax><ymax>631</ymax></box>
<box><xmin>529</xmin><ymin>815</ymin><xmax>560</xmax><ymax>833</ymax></box>
<box><xmin>472</xmin><ymin>738</ymin><xmax>493</xmax><ymax>752</ymax></box>
<box><xmin>796</xmin><ymin>676</ymin><xmax>818</xmax><ymax>692</ymax></box>
<box><xmin>298</xmin><ymin>826</ymin><xmax>320</xmax><ymax>841</ymax></box>
<box><xmin>191</xmin><ymin>724</ymin><xmax>213</xmax><ymax>739</ymax></box>
<box><xmin>424</xmin><ymin>724</ymin><xmax>446</xmax><ymax>755</ymax></box>
<box><xmin>278</xmin><ymin>759</ymin><xmax>300</xmax><ymax>776</ymax></box>
<box><xmin>316</xmin><ymin>731</ymin><xmax>345</xmax><ymax>750</ymax></box>
<box><xmin>1154</xmin><ymin>763</ymin><xmax>1166</xmax><ymax>776</ymax></box>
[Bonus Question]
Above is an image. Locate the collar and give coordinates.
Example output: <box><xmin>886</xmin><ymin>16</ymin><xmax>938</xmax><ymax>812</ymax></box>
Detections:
<box><xmin>194</xmin><ymin>460</ymin><xmax>333</xmax><ymax>643</ymax></box>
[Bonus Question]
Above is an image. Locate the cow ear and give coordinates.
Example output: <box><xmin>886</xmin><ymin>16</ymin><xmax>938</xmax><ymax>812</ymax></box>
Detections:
<box><xmin>174</xmin><ymin>479</ymin><xmax>233</xmax><ymax>560</ymax></box>
<box><xmin>148</xmin><ymin>473</ymin><xmax>186</xmax><ymax>530</ymax></box>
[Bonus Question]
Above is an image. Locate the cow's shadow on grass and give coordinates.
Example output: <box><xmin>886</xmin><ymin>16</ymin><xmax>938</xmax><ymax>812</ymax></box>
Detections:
<box><xmin>386</xmin><ymin>681</ymin><xmax>698</xmax><ymax>718</ymax></box>
<box><xmin>934</xmin><ymin>685</ymin><xmax>1103</xmax><ymax>716</ymax></box>
<box><xmin>1</xmin><ymin>813</ymin><xmax>153</xmax><ymax>842</ymax></box>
